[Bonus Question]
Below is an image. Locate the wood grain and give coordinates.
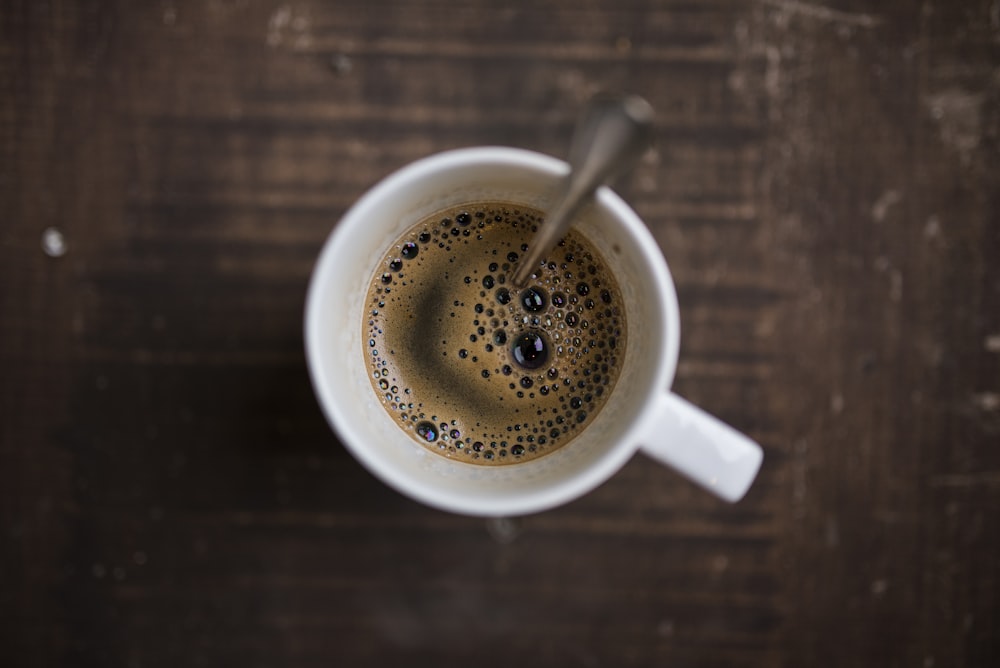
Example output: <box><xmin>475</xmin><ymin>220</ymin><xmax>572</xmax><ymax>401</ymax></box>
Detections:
<box><xmin>2</xmin><ymin>1</ymin><xmax>997</xmax><ymax>666</ymax></box>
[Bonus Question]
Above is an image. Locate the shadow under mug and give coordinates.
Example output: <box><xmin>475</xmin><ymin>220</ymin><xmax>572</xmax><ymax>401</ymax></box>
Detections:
<box><xmin>305</xmin><ymin>147</ymin><xmax>763</xmax><ymax>516</ymax></box>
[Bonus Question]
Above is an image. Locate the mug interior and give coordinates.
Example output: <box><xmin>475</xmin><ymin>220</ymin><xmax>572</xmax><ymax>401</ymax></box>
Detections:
<box><xmin>305</xmin><ymin>147</ymin><xmax>679</xmax><ymax>515</ymax></box>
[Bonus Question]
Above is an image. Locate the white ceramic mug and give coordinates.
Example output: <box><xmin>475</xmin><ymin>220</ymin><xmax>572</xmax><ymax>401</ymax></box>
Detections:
<box><xmin>305</xmin><ymin>147</ymin><xmax>763</xmax><ymax>516</ymax></box>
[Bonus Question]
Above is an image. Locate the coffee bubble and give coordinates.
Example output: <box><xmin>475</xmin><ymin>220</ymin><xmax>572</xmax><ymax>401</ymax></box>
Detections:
<box><xmin>401</xmin><ymin>242</ymin><xmax>418</xmax><ymax>259</ymax></box>
<box><xmin>520</xmin><ymin>287</ymin><xmax>547</xmax><ymax>312</ymax></box>
<box><xmin>511</xmin><ymin>331</ymin><xmax>549</xmax><ymax>370</ymax></box>
<box><xmin>416</xmin><ymin>422</ymin><xmax>438</xmax><ymax>442</ymax></box>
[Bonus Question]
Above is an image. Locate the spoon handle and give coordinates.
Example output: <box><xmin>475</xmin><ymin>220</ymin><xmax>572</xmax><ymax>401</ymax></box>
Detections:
<box><xmin>511</xmin><ymin>94</ymin><xmax>654</xmax><ymax>288</ymax></box>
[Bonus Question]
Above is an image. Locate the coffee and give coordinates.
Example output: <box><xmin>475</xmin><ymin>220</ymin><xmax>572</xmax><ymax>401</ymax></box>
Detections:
<box><xmin>363</xmin><ymin>202</ymin><xmax>626</xmax><ymax>465</ymax></box>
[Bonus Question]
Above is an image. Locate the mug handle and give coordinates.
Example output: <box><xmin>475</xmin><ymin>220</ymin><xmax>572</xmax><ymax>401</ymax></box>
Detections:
<box><xmin>638</xmin><ymin>392</ymin><xmax>764</xmax><ymax>502</ymax></box>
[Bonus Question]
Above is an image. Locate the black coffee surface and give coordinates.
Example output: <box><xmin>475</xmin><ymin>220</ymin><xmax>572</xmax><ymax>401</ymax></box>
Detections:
<box><xmin>363</xmin><ymin>202</ymin><xmax>625</xmax><ymax>465</ymax></box>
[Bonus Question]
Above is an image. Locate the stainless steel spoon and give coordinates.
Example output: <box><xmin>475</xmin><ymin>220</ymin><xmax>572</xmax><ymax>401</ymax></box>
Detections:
<box><xmin>510</xmin><ymin>94</ymin><xmax>654</xmax><ymax>288</ymax></box>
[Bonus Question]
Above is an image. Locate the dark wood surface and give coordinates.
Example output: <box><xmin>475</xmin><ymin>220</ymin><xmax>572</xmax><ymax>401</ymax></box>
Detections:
<box><xmin>2</xmin><ymin>1</ymin><xmax>997</xmax><ymax>666</ymax></box>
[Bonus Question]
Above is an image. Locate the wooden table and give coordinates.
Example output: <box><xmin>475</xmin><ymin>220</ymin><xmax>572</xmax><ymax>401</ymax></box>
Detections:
<box><xmin>3</xmin><ymin>1</ymin><xmax>997</xmax><ymax>665</ymax></box>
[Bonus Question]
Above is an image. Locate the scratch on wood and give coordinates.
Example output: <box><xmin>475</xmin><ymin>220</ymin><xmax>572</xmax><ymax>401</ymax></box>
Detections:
<box><xmin>266</xmin><ymin>6</ymin><xmax>291</xmax><ymax>46</ymax></box>
<box><xmin>930</xmin><ymin>471</ymin><xmax>1000</xmax><ymax>488</ymax></box>
<box><xmin>924</xmin><ymin>89</ymin><xmax>985</xmax><ymax>162</ymax></box>
<box><xmin>765</xmin><ymin>46</ymin><xmax>781</xmax><ymax>99</ymax></box>
<box><xmin>871</xmin><ymin>189</ymin><xmax>901</xmax><ymax>222</ymax></box>
<box><xmin>972</xmin><ymin>392</ymin><xmax>1000</xmax><ymax>412</ymax></box>
<box><xmin>824</xmin><ymin>516</ymin><xmax>839</xmax><ymax>546</ymax></box>
<box><xmin>759</xmin><ymin>0</ymin><xmax>882</xmax><ymax>28</ymax></box>
<box><xmin>300</xmin><ymin>37</ymin><xmax>732</xmax><ymax>64</ymax></box>
<box><xmin>267</xmin><ymin>5</ymin><xmax>312</xmax><ymax>49</ymax></box>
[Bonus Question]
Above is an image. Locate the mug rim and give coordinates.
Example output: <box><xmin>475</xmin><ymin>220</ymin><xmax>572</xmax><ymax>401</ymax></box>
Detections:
<box><xmin>305</xmin><ymin>146</ymin><xmax>680</xmax><ymax>515</ymax></box>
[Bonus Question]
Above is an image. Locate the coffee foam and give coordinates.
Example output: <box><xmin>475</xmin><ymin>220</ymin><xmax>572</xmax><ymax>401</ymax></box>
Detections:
<box><xmin>364</xmin><ymin>202</ymin><xmax>626</xmax><ymax>465</ymax></box>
